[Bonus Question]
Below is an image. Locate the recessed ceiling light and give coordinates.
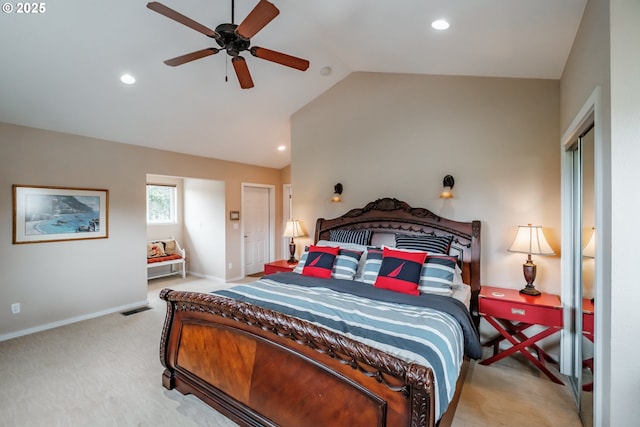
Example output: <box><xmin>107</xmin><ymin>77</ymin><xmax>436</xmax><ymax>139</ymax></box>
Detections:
<box><xmin>431</xmin><ymin>19</ymin><xmax>450</xmax><ymax>31</ymax></box>
<box><xmin>277</xmin><ymin>145</ymin><xmax>286</xmax><ymax>151</ymax></box>
<box><xmin>320</xmin><ymin>66</ymin><xmax>332</xmax><ymax>76</ymax></box>
<box><xmin>120</xmin><ymin>74</ymin><xmax>136</xmax><ymax>85</ymax></box>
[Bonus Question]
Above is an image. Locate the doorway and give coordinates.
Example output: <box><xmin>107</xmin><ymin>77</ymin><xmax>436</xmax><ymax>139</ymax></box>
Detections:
<box><xmin>242</xmin><ymin>184</ymin><xmax>275</xmax><ymax>275</ymax></box>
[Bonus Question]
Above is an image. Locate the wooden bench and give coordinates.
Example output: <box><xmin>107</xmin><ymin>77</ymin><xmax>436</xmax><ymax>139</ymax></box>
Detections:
<box><xmin>147</xmin><ymin>238</ymin><xmax>186</xmax><ymax>280</ymax></box>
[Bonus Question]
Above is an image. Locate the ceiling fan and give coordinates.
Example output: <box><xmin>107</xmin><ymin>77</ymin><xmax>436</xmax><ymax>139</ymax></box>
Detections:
<box><xmin>147</xmin><ymin>0</ymin><xmax>310</xmax><ymax>89</ymax></box>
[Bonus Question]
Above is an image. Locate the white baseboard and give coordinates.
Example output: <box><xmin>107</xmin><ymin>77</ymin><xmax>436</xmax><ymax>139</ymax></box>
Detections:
<box><xmin>0</xmin><ymin>299</ymin><xmax>149</xmax><ymax>342</ymax></box>
<box><xmin>187</xmin><ymin>272</ymin><xmax>229</xmax><ymax>283</ymax></box>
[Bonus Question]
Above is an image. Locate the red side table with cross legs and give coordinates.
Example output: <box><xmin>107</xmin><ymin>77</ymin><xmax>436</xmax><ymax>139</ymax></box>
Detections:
<box><xmin>479</xmin><ymin>286</ymin><xmax>564</xmax><ymax>384</ymax></box>
<box><xmin>582</xmin><ymin>297</ymin><xmax>595</xmax><ymax>391</ymax></box>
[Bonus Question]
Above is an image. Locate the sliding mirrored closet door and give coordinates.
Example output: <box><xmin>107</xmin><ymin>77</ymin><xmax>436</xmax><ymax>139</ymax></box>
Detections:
<box><xmin>564</xmin><ymin>121</ymin><xmax>595</xmax><ymax>427</ymax></box>
<box><xmin>580</xmin><ymin>125</ymin><xmax>595</xmax><ymax>427</ymax></box>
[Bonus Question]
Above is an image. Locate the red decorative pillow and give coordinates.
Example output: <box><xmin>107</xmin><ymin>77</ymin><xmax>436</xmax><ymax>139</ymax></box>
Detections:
<box><xmin>373</xmin><ymin>247</ymin><xmax>427</xmax><ymax>295</ymax></box>
<box><xmin>302</xmin><ymin>245</ymin><xmax>339</xmax><ymax>278</ymax></box>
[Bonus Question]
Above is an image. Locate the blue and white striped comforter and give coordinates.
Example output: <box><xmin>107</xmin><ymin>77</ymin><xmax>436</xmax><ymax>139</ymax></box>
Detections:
<box><xmin>213</xmin><ymin>272</ymin><xmax>481</xmax><ymax>420</ymax></box>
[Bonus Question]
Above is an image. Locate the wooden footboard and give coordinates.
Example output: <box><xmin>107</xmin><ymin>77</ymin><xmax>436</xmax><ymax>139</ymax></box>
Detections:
<box><xmin>159</xmin><ymin>289</ymin><xmax>439</xmax><ymax>427</ymax></box>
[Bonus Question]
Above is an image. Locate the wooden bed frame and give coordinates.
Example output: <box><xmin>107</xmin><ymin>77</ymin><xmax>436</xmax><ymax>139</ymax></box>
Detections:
<box><xmin>159</xmin><ymin>198</ymin><xmax>481</xmax><ymax>427</ymax></box>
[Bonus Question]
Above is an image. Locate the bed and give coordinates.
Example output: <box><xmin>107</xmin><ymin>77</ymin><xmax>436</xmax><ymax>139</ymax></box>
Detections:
<box><xmin>159</xmin><ymin>198</ymin><xmax>482</xmax><ymax>427</ymax></box>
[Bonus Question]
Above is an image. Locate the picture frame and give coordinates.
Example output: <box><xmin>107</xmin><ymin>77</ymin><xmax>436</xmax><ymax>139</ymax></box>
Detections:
<box><xmin>229</xmin><ymin>211</ymin><xmax>240</xmax><ymax>221</ymax></box>
<box><xmin>13</xmin><ymin>185</ymin><xmax>109</xmax><ymax>244</ymax></box>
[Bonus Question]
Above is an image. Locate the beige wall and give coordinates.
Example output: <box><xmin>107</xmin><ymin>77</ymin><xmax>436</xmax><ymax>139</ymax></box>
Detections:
<box><xmin>0</xmin><ymin>122</ymin><xmax>284</xmax><ymax>339</ymax></box>
<box><xmin>281</xmin><ymin>164</ymin><xmax>291</xmax><ymax>184</ymax></box>
<box><xmin>183</xmin><ymin>177</ymin><xmax>226</xmax><ymax>279</ymax></box>
<box><xmin>292</xmin><ymin>72</ymin><xmax>561</xmax><ymax>294</ymax></box>
<box><xmin>609</xmin><ymin>0</ymin><xmax>640</xmax><ymax>424</ymax></box>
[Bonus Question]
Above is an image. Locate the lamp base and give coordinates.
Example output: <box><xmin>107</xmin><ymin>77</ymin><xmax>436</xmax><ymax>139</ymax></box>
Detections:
<box><xmin>519</xmin><ymin>284</ymin><xmax>541</xmax><ymax>296</ymax></box>
<box><xmin>288</xmin><ymin>241</ymin><xmax>297</xmax><ymax>264</ymax></box>
<box><xmin>519</xmin><ymin>258</ymin><xmax>540</xmax><ymax>296</ymax></box>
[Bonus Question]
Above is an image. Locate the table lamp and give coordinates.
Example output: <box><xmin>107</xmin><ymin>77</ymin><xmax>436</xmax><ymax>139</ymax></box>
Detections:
<box><xmin>583</xmin><ymin>227</ymin><xmax>596</xmax><ymax>258</ymax></box>
<box><xmin>508</xmin><ymin>224</ymin><xmax>555</xmax><ymax>296</ymax></box>
<box><xmin>283</xmin><ymin>219</ymin><xmax>307</xmax><ymax>263</ymax></box>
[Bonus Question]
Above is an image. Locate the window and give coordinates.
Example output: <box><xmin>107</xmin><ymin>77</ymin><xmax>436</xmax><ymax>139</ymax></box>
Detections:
<box><xmin>147</xmin><ymin>184</ymin><xmax>176</xmax><ymax>224</ymax></box>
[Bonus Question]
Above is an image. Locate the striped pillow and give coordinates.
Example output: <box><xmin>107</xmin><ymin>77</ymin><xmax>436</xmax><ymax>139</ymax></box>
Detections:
<box><xmin>419</xmin><ymin>255</ymin><xmax>458</xmax><ymax>296</ymax></box>
<box><xmin>395</xmin><ymin>233</ymin><xmax>453</xmax><ymax>254</ymax></box>
<box><xmin>294</xmin><ymin>248</ymin><xmax>363</xmax><ymax>280</ymax></box>
<box><xmin>360</xmin><ymin>248</ymin><xmax>383</xmax><ymax>284</ymax></box>
<box><xmin>332</xmin><ymin>249</ymin><xmax>364</xmax><ymax>280</ymax></box>
<box><xmin>329</xmin><ymin>229</ymin><xmax>373</xmax><ymax>245</ymax></box>
<box><xmin>293</xmin><ymin>251</ymin><xmax>307</xmax><ymax>274</ymax></box>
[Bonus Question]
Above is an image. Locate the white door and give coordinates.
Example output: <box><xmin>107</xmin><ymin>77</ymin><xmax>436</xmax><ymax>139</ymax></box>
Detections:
<box><xmin>244</xmin><ymin>186</ymin><xmax>270</xmax><ymax>275</ymax></box>
<box><xmin>283</xmin><ymin>184</ymin><xmax>292</xmax><ymax>258</ymax></box>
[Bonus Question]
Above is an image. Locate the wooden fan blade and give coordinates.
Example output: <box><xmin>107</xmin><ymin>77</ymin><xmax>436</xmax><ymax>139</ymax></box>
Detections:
<box><xmin>147</xmin><ymin>2</ymin><xmax>219</xmax><ymax>39</ymax></box>
<box><xmin>163</xmin><ymin>48</ymin><xmax>219</xmax><ymax>66</ymax></box>
<box><xmin>235</xmin><ymin>0</ymin><xmax>279</xmax><ymax>40</ymax></box>
<box><xmin>250</xmin><ymin>47</ymin><xmax>310</xmax><ymax>71</ymax></box>
<box><xmin>232</xmin><ymin>56</ymin><xmax>254</xmax><ymax>89</ymax></box>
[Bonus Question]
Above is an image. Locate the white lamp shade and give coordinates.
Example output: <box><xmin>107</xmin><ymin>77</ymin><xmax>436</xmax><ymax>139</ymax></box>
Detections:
<box><xmin>583</xmin><ymin>228</ymin><xmax>596</xmax><ymax>258</ymax></box>
<box><xmin>508</xmin><ymin>225</ymin><xmax>555</xmax><ymax>256</ymax></box>
<box><xmin>283</xmin><ymin>219</ymin><xmax>307</xmax><ymax>238</ymax></box>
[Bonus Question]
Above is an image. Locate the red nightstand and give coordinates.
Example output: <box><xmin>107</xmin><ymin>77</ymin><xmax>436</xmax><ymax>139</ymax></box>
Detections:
<box><xmin>582</xmin><ymin>298</ymin><xmax>594</xmax><ymax>391</ymax></box>
<box><xmin>479</xmin><ymin>286</ymin><xmax>564</xmax><ymax>384</ymax></box>
<box><xmin>264</xmin><ymin>259</ymin><xmax>298</xmax><ymax>275</ymax></box>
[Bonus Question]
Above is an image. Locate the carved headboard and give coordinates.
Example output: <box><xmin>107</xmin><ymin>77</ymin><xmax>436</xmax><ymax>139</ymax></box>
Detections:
<box><xmin>314</xmin><ymin>198</ymin><xmax>481</xmax><ymax>318</ymax></box>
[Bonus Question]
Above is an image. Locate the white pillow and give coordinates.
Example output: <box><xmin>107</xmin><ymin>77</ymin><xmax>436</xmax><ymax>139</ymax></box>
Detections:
<box><xmin>453</xmin><ymin>265</ymin><xmax>464</xmax><ymax>284</ymax></box>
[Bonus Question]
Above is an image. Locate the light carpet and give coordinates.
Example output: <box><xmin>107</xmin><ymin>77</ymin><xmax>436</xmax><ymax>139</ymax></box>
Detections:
<box><xmin>0</xmin><ymin>276</ymin><xmax>584</xmax><ymax>427</ymax></box>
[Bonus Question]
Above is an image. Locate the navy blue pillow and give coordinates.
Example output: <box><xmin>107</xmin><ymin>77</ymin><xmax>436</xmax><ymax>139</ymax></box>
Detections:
<box><xmin>302</xmin><ymin>245</ymin><xmax>339</xmax><ymax>278</ymax></box>
<box><xmin>373</xmin><ymin>248</ymin><xmax>426</xmax><ymax>295</ymax></box>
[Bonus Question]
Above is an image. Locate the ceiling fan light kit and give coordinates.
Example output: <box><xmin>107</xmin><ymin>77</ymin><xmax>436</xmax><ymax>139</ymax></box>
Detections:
<box><xmin>147</xmin><ymin>0</ymin><xmax>310</xmax><ymax>89</ymax></box>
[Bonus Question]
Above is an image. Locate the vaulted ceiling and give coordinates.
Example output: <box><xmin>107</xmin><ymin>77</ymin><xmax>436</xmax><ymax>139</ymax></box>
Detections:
<box><xmin>0</xmin><ymin>0</ymin><xmax>587</xmax><ymax>168</ymax></box>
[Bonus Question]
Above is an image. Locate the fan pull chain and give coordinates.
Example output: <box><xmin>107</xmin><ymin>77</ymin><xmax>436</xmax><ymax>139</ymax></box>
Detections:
<box><xmin>226</xmin><ymin>0</ymin><xmax>233</xmax><ymax>84</ymax></box>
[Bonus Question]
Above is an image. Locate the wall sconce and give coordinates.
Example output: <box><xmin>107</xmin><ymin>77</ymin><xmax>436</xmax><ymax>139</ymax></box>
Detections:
<box><xmin>440</xmin><ymin>175</ymin><xmax>455</xmax><ymax>199</ymax></box>
<box><xmin>508</xmin><ymin>224</ymin><xmax>555</xmax><ymax>296</ymax></box>
<box><xmin>332</xmin><ymin>183</ymin><xmax>343</xmax><ymax>203</ymax></box>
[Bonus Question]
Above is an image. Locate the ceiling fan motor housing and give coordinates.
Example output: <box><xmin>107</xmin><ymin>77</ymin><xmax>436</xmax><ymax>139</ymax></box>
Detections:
<box><xmin>215</xmin><ymin>23</ymin><xmax>250</xmax><ymax>57</ymax></box>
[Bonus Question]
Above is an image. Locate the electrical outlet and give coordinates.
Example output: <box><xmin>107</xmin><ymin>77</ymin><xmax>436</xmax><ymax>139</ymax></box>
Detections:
<box><xmin>11</xmin><ymin>303</ymin><xmax>20</xmax><ymax>314</ymax></box>
<box><xmin>228</xmin><ymin>263</ymin><xmax>233</xmax><ymax>270</ymax></box>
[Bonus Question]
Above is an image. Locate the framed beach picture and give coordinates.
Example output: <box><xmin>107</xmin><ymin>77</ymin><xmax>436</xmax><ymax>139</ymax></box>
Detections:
<box><xmin>13</xmin><ymin>185</ymin><xmax>109</xmax><ymax>244</ymax></box>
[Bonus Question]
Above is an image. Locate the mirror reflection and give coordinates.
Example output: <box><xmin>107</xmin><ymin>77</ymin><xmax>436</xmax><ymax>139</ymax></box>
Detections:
<box><xmin>580</xmin><ymin>125</ymin><xmax>595</xmax><ymax>427</ymax></box>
